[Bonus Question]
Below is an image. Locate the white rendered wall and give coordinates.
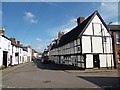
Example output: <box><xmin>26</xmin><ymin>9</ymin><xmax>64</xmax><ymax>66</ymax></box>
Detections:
<box><xmin>0</xmin><ymin>36</ymin><xmax>11</xmax><ymax>67</ymax></box>
<box><xmin>103</xmin><ymin>37</ymin><xmax>112</xmax><ymax>53</ymax></box>
<box><xmin>12</xmin><ymin>46</ymin><xmax>17</xmax><ymax>65</ymax></box>
<box><xmin>0</xmin><ymin>50</ymin><xmax>3</xmax><ymax>66</ymax></box>
<box><xmin>28</xmin><ymin>47</ymin><xmax>32</xmax><ymax>62</ymax></box>
<box><xmin>92</xmin><ymin>37</ymin><xmax>103</xmax><ymax>53</ymax></box>
<box><xmin>82</xmin><ymin>36</ymin><xmax>91</xmax><ymax>53</ymax></box>
<box><xmin>86</xmin><ymin>55</ymin><xmax>93</xmax><ymax>68</ymax></box>
<box><xmin>83</xmin><ymin>23</ymin><xmax>93</xmax><ymax>35</ymax></box>
<box><xmin>100</xmin><ymin>54</ymin><xmax>113</xmax><ymax>67</ymax></box>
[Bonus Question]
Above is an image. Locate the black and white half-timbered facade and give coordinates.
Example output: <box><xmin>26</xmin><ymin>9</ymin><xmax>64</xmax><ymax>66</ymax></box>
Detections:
<box><xmin>49</xmin><ymin>11</ymin><xmax>114</xmax><ymax>69</ymax></box>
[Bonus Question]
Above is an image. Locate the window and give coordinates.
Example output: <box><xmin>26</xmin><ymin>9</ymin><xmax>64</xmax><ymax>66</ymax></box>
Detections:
<box><xmin>20</xmin><ymin>56</ymin><xmax>21</xmax><ymax>62</ymax></box>
<box><xmin>20</xmin><ymin>49</ymin><xmax>21</xmax><ymax>54</ymax></box>
<box><xmin>77</xmin><ymin>46</ymin><xmax>81</xmax><ymax>51</ymax></box>
<box><xmin>116</xmin><ymin>32</ymin><xmax>120</xmax><ymax>44</ymax></box>
<box><xmin>118</xmin><ymin>53</ymin><xmax>120</xmax><ymax>63</ymax></box>
<box><xmin>103</xmin><ymin>36</ymin><xmax>107</xmax><ymax>43</ymax></box>
<box><xmin>57</xmin><ymin>40</ymin><xmax>59</xmax><ymax>44</ymax></box>
<box><xmin>77</xmin><ymin>38</ymin><xmax>80</xmax><ymax>45</ymax></box>
<box><xmin>8</xmin><ymin>42</ymin><xmax>10</xmax><ymax>48</ymax></box>
<box><xmin>70</xmin><ymin>41</ymin><xmax>74</xmax><ymax>48</ymax></box>
<box><xmin>74</xmin><ymin>40</ymin><xmax>77</xmax><ymax>46</ymax></box>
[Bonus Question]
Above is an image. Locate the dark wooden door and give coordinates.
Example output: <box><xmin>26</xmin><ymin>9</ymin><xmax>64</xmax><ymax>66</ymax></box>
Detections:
<box><xmin>93</xmin><ymin>54</ymin><xmax>100</xmax><ymax>68</ymax></box>
<box><xmin>3</xmin><ymin>51</ymin><xmax>8</xmax><ymax>67</ymax></box>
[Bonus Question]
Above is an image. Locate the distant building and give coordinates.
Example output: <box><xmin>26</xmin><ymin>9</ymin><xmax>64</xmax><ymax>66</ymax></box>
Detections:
<box><xmin>22</xmin><ymin>46</ymin><xmax>32</xmax><ymax>62</ymax></box>
<box><xmin>109</xmin><ymin>25</ymin><xmax>120</xmax><ymax>68</ymax></box>
<box><xmin>22</xmin><ymin>46</ymin><xmax>28</xmax><ymax>63</ymax></box>
<box><xmin>27</xmin><ymin>46</ymin><xmax>32</xmax><ymax>62</ymax></box>
<box><xmin>32</xmin><ymin>49</ymin><xmax>39</xmax><ymax>58</ymax></box>
<box><xmin>49</xmin><ymin>11</ymin><xmax>114</xmax><ymax>69</ymax></box>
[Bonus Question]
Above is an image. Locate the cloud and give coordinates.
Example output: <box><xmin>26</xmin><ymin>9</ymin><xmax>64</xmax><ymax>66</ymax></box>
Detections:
<box><xmin>36</xmin><ymin>37</ymin><xmax>53</xmax><ymax>42</ymax></box>
<box><xmin>36</xmin><ymin>38</ymin><xmax>43</xmax><ymax>42</ymax></box>
<box><xmin>24</xmin><ymin>12</ymin><xmax>38</xmax><ymax>23</ymax></box>
<box><xmin>98</xmin><ymin>2</ymin><xmax>118</xmax><ymax>23</ymax></box>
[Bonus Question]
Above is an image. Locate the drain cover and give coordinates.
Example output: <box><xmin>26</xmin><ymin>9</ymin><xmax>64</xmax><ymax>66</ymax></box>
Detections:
<box><xmin>42</xmin><ymin>80</ymin><xmax>51</xmax><ymax>83</ymax></box>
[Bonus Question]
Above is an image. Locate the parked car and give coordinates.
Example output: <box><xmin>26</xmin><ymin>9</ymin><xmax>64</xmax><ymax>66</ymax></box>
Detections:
<box><xmin>41</xmin><ymin>56</ymin><xmax>49</xmax><ymax>64</ymax></box>
<box><xmin>32</xmin><ymin>56</ymin><xmax>36</xmax><ymax>61</ymax></box>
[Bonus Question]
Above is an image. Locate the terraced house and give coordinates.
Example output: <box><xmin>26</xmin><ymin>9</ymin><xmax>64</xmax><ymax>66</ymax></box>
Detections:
<box><xmin>0</xmin><ymin>29</ymin><xmax>12</xmax><ymax>67</ymax></box>
<box><xmin>0</xmin><ymin>28</ymin><xmax>32</xmax><ymax>68</ymax></box>
<box><xmin>49</xmin><ymin>11</ymin><xmax>115</xmax><ymax>69</ymax></box>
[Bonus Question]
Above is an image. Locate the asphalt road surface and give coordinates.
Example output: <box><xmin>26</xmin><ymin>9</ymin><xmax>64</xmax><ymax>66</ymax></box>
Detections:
<box><xmin>2</xmin><ymin>59</ymin><xmax>120</xmax><ymax>90</ymax></box>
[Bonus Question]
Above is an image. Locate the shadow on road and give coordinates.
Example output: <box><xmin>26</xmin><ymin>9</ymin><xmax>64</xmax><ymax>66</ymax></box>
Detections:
<box><xmin>77</xmin><ymin>76</ymin><xmax>120</xmax><ymax>90</ymax></box>
<box><xmin>33</xmin><ymin>59</ymin><xmax>85</xmax><ymax>70</ymax></box>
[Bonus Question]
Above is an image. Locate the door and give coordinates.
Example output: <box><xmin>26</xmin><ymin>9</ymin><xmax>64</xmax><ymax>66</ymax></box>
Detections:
<box><xmin>15</xmin><ymin>53</ymin><xmax>19</xmax><ymax>64</ymax></box>
<box><xmin>9</xmin><ymin>55</ymin><xmax>12</xmax><ymax>66</ymax></box>
<box><xmin>93</xmin><ymin>54</ymin><xmax>100</xmax><ymax>68</ymax></box>
<box><xmin>3</xmin><ymin>51</ymin><xmax>8</xmax><ymax>67</ymax></box>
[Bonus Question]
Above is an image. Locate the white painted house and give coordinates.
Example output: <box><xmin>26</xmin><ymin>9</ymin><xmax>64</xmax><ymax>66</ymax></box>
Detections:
<box><xmin>0</xmin><ymin>29</ymin><xmax>33</xmax><ymax>68</ymax></box>
<box><xmin>27</xmin><ymin>46</ymin><xmax>32</xmax><ymax>62</ymax></box>
<box><xmin>32</xmin><ymin>49</ymin><xmax>39</xmax><ymax>58</ymax></box>
<box><xmin>0</xmin><ymin>35</ymin><xmax>12</xmax><ymax>67</ymax></box>
<box><xmin>18</xmin><ymin>46</ymin><xmax>23</xmax><ymax>64</ymax></box>
<box><xmin>11</xmin><ymin>44</ymin><xmax>19</xmax><ymax>65</ymax></box>
<box><xmin>49</xmin><ymin>11</ymin><xmax>114</xmax><ymax>69</ymax></box>
<box><xmin>22</xmin><ymin>47</ymin><xmax>28</xmax><ymax>63</ymax></box>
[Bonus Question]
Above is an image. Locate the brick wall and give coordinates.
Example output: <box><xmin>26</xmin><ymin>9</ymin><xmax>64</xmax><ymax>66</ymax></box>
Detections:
<box><xmin>117</xmin><ymin>44</ymin><xmax>120</xmax><ymax>68</ymax></box>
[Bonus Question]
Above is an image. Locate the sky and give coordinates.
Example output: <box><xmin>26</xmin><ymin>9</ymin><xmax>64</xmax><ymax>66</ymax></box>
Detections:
<box><xmin>1</xmin><ymin>1</ymin><xmax>119</xmax><ymax>52</ymax></box>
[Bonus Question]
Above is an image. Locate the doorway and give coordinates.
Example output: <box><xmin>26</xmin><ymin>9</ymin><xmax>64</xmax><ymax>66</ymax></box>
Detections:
<box><xmin>3</xmin><ymin>51</ymin><xmax>8</xmax><ymax>67</ymax></box>
<box><xmin>93</xmin><ymin>54</ymin><xmax>100</xmax><ymax>68</ymax></box>
<box><xmin>15</xmin><ymin>53</ymin><xmax>19</xmax><ymax>64</ymax></box>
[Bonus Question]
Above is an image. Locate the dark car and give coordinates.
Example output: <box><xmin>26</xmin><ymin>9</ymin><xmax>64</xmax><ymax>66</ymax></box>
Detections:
<box><xmin>41</xmin><ymin>56</ymin><xmax>49</xmax><ymax>64</ymax></box>
<box><xmin>32</xmin><ymin>56</ymin><xmax>36</xmax><ymax>61</ymax></box>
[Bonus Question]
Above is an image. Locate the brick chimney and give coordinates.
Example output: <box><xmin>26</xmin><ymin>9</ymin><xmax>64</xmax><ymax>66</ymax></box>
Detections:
<box><xmin>17</xmin><ymin>41</ymin><xmax>20</xmax><ymax>46</ymax></box>
<box><xmin>0</xmin><ymin>28</ymin><xmax>5</xmax><ymax>35</ymax></box>
<box><xmin>28</xmin><ymin>45</ymin><xmax>31</xmax><ymax>48</ymax></box>
<box><xmin>10</xmin><ymin>37</ymin><xmax>16</xmax><ymax>44</ymax></box>
<box><xmin>58</xmin><ymin>31</ymin><xmax>64</xmax><ymax>40</ymax></box>
<box><xmin>77</xmin><ymin>17</ymin><xmax>85</xmax><ymax>26</ymax></box>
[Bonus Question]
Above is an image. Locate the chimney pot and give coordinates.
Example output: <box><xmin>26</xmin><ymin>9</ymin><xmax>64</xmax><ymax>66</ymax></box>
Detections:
<box><xmin>58</xmin><ymin>31</ymin><xmax>64</xmax><ymax>40</ymax></box>
<box><xmin>0</xmin><ymin>28</ymin><xmax>5</xmax><ymax>35</ymax></box>
<box><xmin>77</xmin><ymin>17</ymin><xmax>85</xmax><ymax>26</ymax></box>
<box><xmin>10</xmin><ymin>37</ymin><xmax>16</xmax><ymax>44</ymax></box>
<box><xmin>17</xmin><ymin>41</ymin><xmax>20</xmax><ymax>46</ymax></box>
<box><xmin>28</xmin><ymin>45</ymin><xmax>31</xmax><ymax>48</ymax></box>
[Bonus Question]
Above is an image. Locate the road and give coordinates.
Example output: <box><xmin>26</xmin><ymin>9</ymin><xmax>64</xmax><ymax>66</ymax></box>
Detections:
<box><xmin>2</xmin><ymin>60</ymin><xmax>120</xmax><ymax>89</ymax></box>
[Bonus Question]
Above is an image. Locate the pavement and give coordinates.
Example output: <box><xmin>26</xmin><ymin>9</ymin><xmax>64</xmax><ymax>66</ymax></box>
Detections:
<box><xmin>64</xmin><ymin>68</ymin><xmax>118</xmax><ymax>74</ymax></box>
<box><xmin>1</xmin><ymin>62</ymin><xmax>31</xmax><ymax>76</ymax></box>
